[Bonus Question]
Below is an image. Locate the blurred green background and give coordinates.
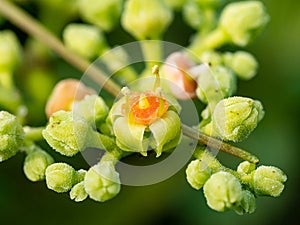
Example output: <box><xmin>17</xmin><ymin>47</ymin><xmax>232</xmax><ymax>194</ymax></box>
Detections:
<box><xmin>0</xmin><ymin>0</ymin><xmax>299</xmax><ymax>224</ymax></box>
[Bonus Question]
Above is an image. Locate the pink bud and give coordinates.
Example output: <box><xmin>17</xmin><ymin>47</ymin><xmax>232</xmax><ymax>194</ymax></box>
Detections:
<box><xmin>162</xmin><ymin>52</ymin><xmax>197</xmax><ymax>99</ymax></box>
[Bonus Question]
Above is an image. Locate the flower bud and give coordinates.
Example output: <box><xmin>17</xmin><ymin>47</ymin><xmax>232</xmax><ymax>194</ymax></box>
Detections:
<box><xmin>203</xmin><ymin>171</ymin><xmax>243</xmax><ymax>212</ymax></box>
<box><xmin>219</xmin><ymin>1</ymin><xmax>269</xmax><ymax>46</ymax></box>
<box><xmin>45</xmin><ymin>79</ymin><xmax>96</xmax><ymax>118</ymax></box>
<box><xmin>182</xmin><ymin>0</ymin><xmax>204</xmax><ymax>29</ymax></box>
<box><xmin>186</xmin><ymin>159</ymin><xmax>212</xmax><ymax>190</ymax></box>
<box><xmin>199</xmin><ymin>51</ymin><xmax>223</xmax><ymax>67</ymax></box>
<box><xmin>75</xmin><ymin>169</ymin><xmax>87</xmax><ymax>183</ymax></box>
<box><xmin>121</xmin><ymin>0</ymin><xmax>173</xmax><ymax>39</ymax></box>
<box><xmin>252</xmin><ymin>165</ymin><xmax>287</xmax><ymax>197</ymax></box>
<box><xmin>223</xmin><ymin>51</ymin><xmax>258</xmax><ymax>80</ymax></box>
<box><xmin>70</xmin><ymin>181</ymin><xmax>88</xmax><ymax>202</ymax></box>
<box><xmin>45</xmin><ymin>162</ymin><xmax>76</xmax><ymax>193</ymax></box>
<box><xmin>72</xmin><ymin>95</ymin><xmax>109</xmax><ymax>126</ymax></box>
<box><xmin>237</xmin><ymin>161</ymin><xmax>255</xmax><ymax>176</ymax></box>
<box><xmin>0</xmin><ymin>30</ymin><xmax>22</xmax><ymax>72</ymax></box>
<box><xmin>84</xmin><ymin>161</ymin><xmax>120</xmax><ymax>202</ymax></box>
<box><xmin>0</xmin><ymin>111</ymin><xmax>24</xmax><ymax>162</ymax></box>
<box><xmin>193</xmin><ymin>65</ymin><xmax>236</xmax><ymax>104</ymax></box>
<box><xmin>234</xmin><ymin>190</ymin><xmax>256</xmax><ymax>215</ymax></box>
<box><xmin>162</xmin><ymin>52</ymin><xmax>197</xmax><ymax>99</ymax></box>
<box><xmin>42</xmin><ymin>111</ymin><xmax>102</xmax><ymax>156</ymax></box>
<box><xmin>63</xmin><ymin>23</ymin><xmax>107</xmax><ymax>59</ymax></box>
<box><xmin>211</xmin><ymin>96</ymin><xmax>264</xmax><ymax>142</ymax></box>
<box><xmin>23</xmin><ymin>149</ymin><xmax>54</xmax><ymax>182</ymax></box>
<box><xmin>78</xmin><ymin>0</ymin><xmax>123</xmax><ymax>31</ymax></box>
<box><xmin>164</xmin><ymin>0</ymin><xmax>186</xmax><ymax>10</ymax></box>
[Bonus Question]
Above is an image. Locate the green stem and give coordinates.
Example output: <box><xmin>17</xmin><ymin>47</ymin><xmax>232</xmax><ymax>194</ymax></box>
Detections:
<box><xmin>23</xmin><ymin>126</ymin><xmax>44</xmax><ymax>141</ymax></box>
<box><xmin>0</xmin><ymin>0</ymin><xmax>259</xmax><ymax>164</ymax></box>
<box><xmin>189</xmin><ymin>27</ymin><xmax>228</xmax><ymax>56</ymax></box>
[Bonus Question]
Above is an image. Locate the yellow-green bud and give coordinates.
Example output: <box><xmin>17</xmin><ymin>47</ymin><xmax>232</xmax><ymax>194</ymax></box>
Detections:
<box><xmin>121</xmin><ymin>0</ymin><xmax>173</xmax><ymax>39</ymax></box>
<box><xmin>42</xmin><ymin>111</ymin><xmax>102</xmax><ymax>156</ymax></box>
<box><xmin>237</xmin><ymin>161</ymin><xmax>255</xmax><ymax>176</ymax></box>
<box><xmin>183</xmin><ymin>0</ymin><xmax>204</xmax><ymax>29</ymax></box>
<box><xmin>194</xmin><ymin>65</ymin><xmax>236</xmax><ymax>104</ymax></box>
<box><xmin>211</xmin><ymin>96</ymin><xmax>264</xmax><ymax>142</ymax></box>
<box><xmin>252</xmin><ymin>165</ymin><xmax>287</xmax><ymax>197</ymax></box>
<box><xmin>234</xmin><ymin>190</ymin><xmax>256</xmax><ymax>215</ymax></box>
<box><xmin>0</xmin><ymin>30</ymin><xmax>22</xmax><ymax>72</ymax></box>
<box><xmin>72</xmin><ymin>95</ymin><xmax>109</xmax><ymax>127</ymax></box>
<box><xmin>186</xmin><ymin>159</ymin><xmax>212</xmax><ymax>190</ymax></box>
<box><xmin>164</xmin><ymin>0</ymin><xmax>186</xmax><ymax>10</ymax></box>
<box><xmin>70</xmin><ymin>181</ymin><xmax>88</xmax><ymax>202</ymax></box>
<box><xmin>75</xmin><ymin>169</ymin><xmax>87</xmax><ymax>183</ymax></box>
<box><xmin>200</xmin><ymin>51</ymin><xmax>223</xmax><ymax>67</ymax></box>
<box><xmin>219</xmin><ymin>1</ymin><xmax>269</xmax><ymax>46</ymax></box>
<box><xmin>23</xmin><ymin>149</ymin><xmax>54</xmax><ymax>182</ymax></box>
<box><xmin>203</xmin><ymin>171</ymin><xmax>243</xmax><ymax>212</ymax></box>
<box><xmin>63</xmin><ymin>23</ymin><xmax>107</xmax><ymax>59</ymax></box>
<box><xmin>84</xmin><ymin>161</ymin><xmax>120</xmax><ymax>202</ymax></box>
<box><xmin>223</xmin><ymin>51</ymin><xmax>258</xmax><ymax>80</ymax></box>
<box><xmin>78</xmin><ymin>0</ymin><xmax>123</xmax><ymax>31</ymax></box>
<box><xmin>45</xmin><ymin>162</ymin><xmax>76</xmax><ymax>193</ymax></box>
<box><xmin>0</xmin><ymin>111</ymin><xmax>24</xmax><ymax>162</ymax></box>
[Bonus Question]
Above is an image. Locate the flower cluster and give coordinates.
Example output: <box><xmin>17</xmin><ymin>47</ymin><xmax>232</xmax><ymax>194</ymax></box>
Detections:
<box><xmin>0</xmin><ymin>0</ymin><xmax>287</xmax><ymax>215</ymax></box>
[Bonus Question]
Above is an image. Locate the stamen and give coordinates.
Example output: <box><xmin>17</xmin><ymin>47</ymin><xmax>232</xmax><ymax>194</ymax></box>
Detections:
<box><xmin>152</xmin><ymin>65</ymin><xmax>160</xmax><ymax>90</ymax></box>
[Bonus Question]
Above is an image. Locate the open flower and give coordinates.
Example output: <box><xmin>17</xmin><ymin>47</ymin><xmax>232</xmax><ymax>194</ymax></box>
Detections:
<box><xmin>107</xmin><ymin>66</ymin><xmax>181</xmax><ymax>157</ymax></box>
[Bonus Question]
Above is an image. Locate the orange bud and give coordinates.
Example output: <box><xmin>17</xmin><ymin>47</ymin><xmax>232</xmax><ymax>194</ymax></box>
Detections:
<box><xmin>45</xmin><ymin>79</ymin><xmax>96</xmax><ymax>118</ymax></box>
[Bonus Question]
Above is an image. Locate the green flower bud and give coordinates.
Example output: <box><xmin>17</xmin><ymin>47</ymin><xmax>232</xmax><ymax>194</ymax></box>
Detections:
<box><xmin>75</xmin><ymin>169</ymin><xmax>87</xmax><ymax>183</ymax></box>
<box><xmin>234</xmin><ymin>190</ymin><xmax>256</xmax><ymax>215</ymax></box>
<box><xmin>63</xmin><ymin>23</ymin><xmax>107</xmax><ymax>59</ymax></box>
<box><xmin>23</xmin><ymin>149</ymin><xmax>54</xmax><ymax>182</ymax></box>
<box><xmin>183</xmin><ymin>0</ymin><xmax>204</xmax><ymax>29</ymax></box>
<box><xmin>237</xmin><ymin>161</ymin><xmax>255</xmax><ymax>176</ymax></box>
<box><xmin>211</xmin><ymin>96</ymin><xmax>264</xmax><ymax>142</ymax></box>
<box><xmin>164</xmin><ymin>0</ymin><xmax>186</xmax><ymax>10</ymax></box>
<box><xmin>84</xmin><ymin>161</ymin><xmax>120</xmax><ymax>202</ymax></box>
<box><xmin>0</xmin><ymin>111</ymin><xmax>24</xmax><ymax>162</ymax></box>
<box><xmin>42</xmin><ymin>111</ymin><xmax>102</xmax><ymax>156</ymax></box>
<box><xmin>70</xmin><ymin>181</ymin><xmax>88</xmax><ymax>202</ymax></box>
<box><xmin>78</xmin><ymin>0</ymin><xmax>123</xmax><ymax>31</ymax></box>
<box><xmin>252</xmin><ymin>165</ymin><xmax>287</xmax><ymax>197</ymax></box>
<box><xmin>193</xmin><ymin>65</ymin><xmax>236</xmax><ymax>104</ymax></box>
<box><xmin>121</xmin><ymin>0</ymin><xmax>173</xmax><ymax>39</ymax></box>
<box><xmin>45</xmin><ymin>162</ymin><xmax>76</xmax><ymax>193</ymax></box>
<box><xmin>72</xmin><ymin>95</ymin><xmax>109</xmax><ymax>127</ymax></box>
<box><xmin>0</xmin><ymin>30</ymin><xmax>22</xmax><ymax>72</ymax></box>
<box><xmin>199</xmin><ymin>51</ymin><xmax>223</xmax><ymax>67</ymax></box>
<box><xmin>223</xmin><ymin>51</ymin><xmax>258</xmax><ymax>80</ymax></box>
<box><xmin>203</xmin><ymin>171</ymin><xmax>243</xmax><ymax>212</ymax></box>
<box><xmin>186</xmin><ymin>159</ymin><xmax>212</xmax><ymax>190</ymax></box>
<box><xmin>219</xmin><ymin>1</ymin><xmax>269</xmax><ymax>46</ymax></box>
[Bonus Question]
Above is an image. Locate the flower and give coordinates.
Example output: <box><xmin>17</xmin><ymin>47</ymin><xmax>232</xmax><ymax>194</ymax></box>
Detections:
<box><xmin>63</xmin><ymin>23</ymin><xmax>107</xmax><ymax>59</ymax></box>
<box><xmin>162</xmin><ymin>51</ymin><xmax>197</xmax><ymax>99</ymax></box>
<box><xmin>45</xmin><ymin>162</ymin><xmax>76</xmax><ymax>193</ymax></box>
<box><xmin>234</xmin><ymin>190</ymin><xmax>256</xmax><ymax>215</ymax></box>
<box><xmin>0</xmin><ymin>111</ymin><xmax>24</xmax><ymax>162</ymax></box>
<box><xmin>70</xmin><ymin>182</ymin><xmax>88</xmax><ymax>202</ymax></box>
<box><xmin>223</xmin><ymin>51</ymin><xmax>258</xmax><ymax>80</ymax></box>
<box><xmin>209</xmin><ymin>96</ymin><xmax>264</xmax><ymax>142</ymax></box>
<box><xmin>107</xmin><ymin>66</ymin><xmax>182</xmax><ymax>157</ymax></box>
<box><xmin>252</xmin><ymin>165</ymin><xmax>287</xmax><ymax>197</ymax></box>
<box><xmin>45</xmin><ymin>79</ymin><xmax>96</xmax><ymax>118</ymax></box>
<box><xmin>219</xmin><ymin>1</ymin><xmax>269</xmax><ymax>46</ymax></box>
<box><xmin>42</xmin><ymin>111</ymin><xmax>102</xmax><ymax>156</ymax></box>
<box><xmin>186</xmin><ymin>159</ymin><xmax>212</xmax><ymax>190</ymax></box>
<box><xmin>23</xmin><ymin>148</ymin><xmax>54</xmax><ymax>182</ymax></box>
<box><xmin>78</xmin><ymin>0</ymin><xmax>123</xmax><ymax>31</ymax></box>
<box><xmin>121</xmin><ymin>0</ymin><xmax>173</xmax><ymax>39</ymax></box>
<box><xmin>203</xmin><ymin>171</ymin><xmax>243</xmax><ymax>212</ymax></box>
<box><xmin>84</xmin><ymin>161</ymin><xmax>120</xmax><ymax>202</ymax></box>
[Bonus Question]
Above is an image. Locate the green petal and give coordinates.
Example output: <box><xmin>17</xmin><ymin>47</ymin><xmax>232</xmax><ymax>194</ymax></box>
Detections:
<box><xmin>113</xmin><ymin>117</ymin><xmax>148</xmax><ymax>155</ymax></box>
<box><xmin>149</xmin><ymin>110</ymin><xmax>181</xmax><ymax>157</ymax></box>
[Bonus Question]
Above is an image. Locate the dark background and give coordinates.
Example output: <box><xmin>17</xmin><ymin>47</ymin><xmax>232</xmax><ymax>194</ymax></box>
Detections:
<box><xmin>0</xmin><ymin>0</ymin><xmax>299</xmax><ymax>224</ymax></box>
